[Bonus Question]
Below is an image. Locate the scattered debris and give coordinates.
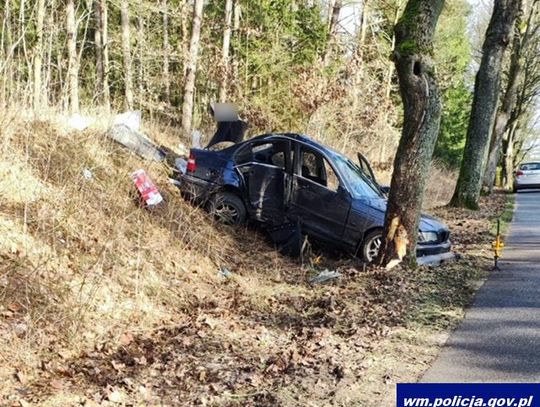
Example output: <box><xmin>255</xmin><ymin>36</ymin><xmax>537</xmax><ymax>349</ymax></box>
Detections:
<box><xmin>217</xmin><ymin>267</ymin><xmax>233</xmax><ymax>278</ymax></box>
<box><xmin>113</xmin><ymin>110</ymin><xmax>141</xmax><ymax>131</ymax></box>
<box><xmin>130</xmin><ymin>169</ymin><xmax>163</xmax><ymax>206</ymax></box>
<box><xmin>106</xmin><ymin>125</ymin><xmax>165</xmax><ymax>161</ymax></box>
<box><xmin>309</xmin><ymin>269</ymin><xmax>342</xmax><ymax>285</ymax></box>
<box><xmin>82</xmin><ymin>168</ymin><xmax>93</xmax><ymax>180</ymax></box>
<box><xmin>175</xmin><ymin>157</ymin><xmax>188</xmax><ymax>175</ymax></box>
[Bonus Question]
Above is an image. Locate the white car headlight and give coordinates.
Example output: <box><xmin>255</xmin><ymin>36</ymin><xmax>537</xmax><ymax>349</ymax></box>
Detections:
<box><xmin>419</xmin><ymin>231</ymin><xmax>438</xmax><ymax>243</ymax></box>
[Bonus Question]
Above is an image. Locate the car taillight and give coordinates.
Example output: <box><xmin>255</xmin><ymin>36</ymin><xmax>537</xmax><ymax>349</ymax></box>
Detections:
<box><xmin>516</xmin><ymin>170</ymin><xmax>524</xmax><ymax>177</ymax></box>
<box><xmin>187</xmin><ymin>152</ymin><xmax>196</xmax><ymax>172</ymax></box>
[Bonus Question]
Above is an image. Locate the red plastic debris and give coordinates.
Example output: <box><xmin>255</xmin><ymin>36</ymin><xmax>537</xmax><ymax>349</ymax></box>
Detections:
<box><xmin>130</xmin><ymin>169</ymin><xmax>163</xmax><ymax>206</ymax></box>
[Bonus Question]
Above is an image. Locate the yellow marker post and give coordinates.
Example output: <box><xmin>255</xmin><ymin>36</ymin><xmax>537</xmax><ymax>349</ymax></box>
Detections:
<box><xmin>492</xmin><ymin>219</ymin><xmax>505</xmax><ymax>270</ymax></box>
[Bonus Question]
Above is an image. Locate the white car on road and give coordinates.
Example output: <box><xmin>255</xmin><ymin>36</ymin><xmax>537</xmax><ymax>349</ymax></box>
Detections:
<box><xmin>514</xmin><ymin>162</ymin><xmax>540</xmax><ymax>192</ymax></box>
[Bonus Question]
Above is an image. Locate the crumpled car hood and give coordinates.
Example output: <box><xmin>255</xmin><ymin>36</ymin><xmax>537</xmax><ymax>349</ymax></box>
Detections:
<box><xmin>365</xmin><ymin>197</ymin><xmax>448</xmax><ymax>232</ymax></box>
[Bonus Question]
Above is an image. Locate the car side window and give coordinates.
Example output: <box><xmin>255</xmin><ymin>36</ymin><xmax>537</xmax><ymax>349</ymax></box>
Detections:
<box><xmin>235</xmin><ymin>141</ymin><xmax>288</xmax><ymax>170</ymax></box>
<box><xmin>521</xmin><ymin>163</ymin><xmax>540</xmax><ymax>171</ymax></box>
<box><xmin>324</xmin><ymin>160</ymin><xmax>340</xmax><ymax>192</ymax></box>
<box><xmin>299</xmin><ymin>147</ymin><xmax>340</xmax><ymax>192</ymax></box>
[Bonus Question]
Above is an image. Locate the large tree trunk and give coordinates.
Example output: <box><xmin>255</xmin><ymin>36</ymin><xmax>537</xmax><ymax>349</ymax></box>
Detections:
<box><xmin>377</xmin><ymin>0</ymin><xmax>445</xmax><ymax>268</ymax></box>
<box><xmin>121</xmin><ymin>0</ymin><xmax>134</xmax><ymax>110</ymax></box>
<box><xmin>162</xmin><ymin>0</ymin><xmax>170</xmax><ymax>105</ymax></box>
<box><xmin>218</xmin><ymin>0</ymin><xmax>233</xmax><ymax>103</ymax></box>
<box><xmin>181</xmin><ymin>0</ymin><xmax>204</xmax><ymax>138</ymax></box>
<box><xmin>450</xmin><ymin>0</ymin><xmax>520</xmax><ymax>209</ymax></box>
<box><xmin>66</xmin><ymin>0</ymin><xmax>79</xmax><ymax>113</ymax></box>
<box><xmin>378</xmin><ymin>1</ymin><xmax>406</xmax><ymax>163</ymax></box>
<box><xmin>483</xmin><ymin>0</ymin><xmax>538</xmax><ymax>192</ymax></box>
<box><xmin>33</xmin><ymin>0</ymin><xmax>46</xmax><ymax>112</ymax></box>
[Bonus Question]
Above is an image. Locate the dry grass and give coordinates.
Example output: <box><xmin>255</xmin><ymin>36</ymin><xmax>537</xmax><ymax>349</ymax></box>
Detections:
<box><xmin>0</xmin><ymin>109</ymin><xmax>506</xmax><ymax>406</ymax></box>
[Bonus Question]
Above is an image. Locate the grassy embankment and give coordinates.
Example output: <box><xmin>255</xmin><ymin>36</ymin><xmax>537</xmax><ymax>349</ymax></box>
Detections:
<box><xmin>0</xmin><ymin>111</ymin><xmax>508</xmax><ymax>406</ymax></box>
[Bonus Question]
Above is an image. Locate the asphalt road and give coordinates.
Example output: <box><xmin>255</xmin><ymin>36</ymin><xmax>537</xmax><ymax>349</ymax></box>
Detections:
<box><xmin>422</xmin><ymin>191</ymin><xmax>540</xmax><ymax>382</ymax></box>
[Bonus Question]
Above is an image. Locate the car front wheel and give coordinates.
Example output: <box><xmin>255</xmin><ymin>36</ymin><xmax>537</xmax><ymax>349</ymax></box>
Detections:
<box><xmin>361</xmin><ymin>230</ymin><xmax>383</xmax><ymax>263</ymax></box>
<box><xmin>207</xmin><ymin>192</ymin><xmax>247</xmax><ymax>225</ymax></box>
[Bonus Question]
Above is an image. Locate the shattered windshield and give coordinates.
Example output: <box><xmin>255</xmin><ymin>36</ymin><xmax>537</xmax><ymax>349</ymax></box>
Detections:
<box><xmin>331</xmin><ymin>154</ymin><xmax>384</xmax><ymax>199</ymax></box>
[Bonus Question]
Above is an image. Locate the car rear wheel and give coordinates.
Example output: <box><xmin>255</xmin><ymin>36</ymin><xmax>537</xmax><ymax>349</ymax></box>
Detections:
<box><xmin>361</xmin><ymin>230</ymin><xmax>383</xmax><ymax>263</ymax></box>
<box><xmin>208</xmin><ymin>192</ymin><xmax>247</xmax><ymax>225</ymax></box>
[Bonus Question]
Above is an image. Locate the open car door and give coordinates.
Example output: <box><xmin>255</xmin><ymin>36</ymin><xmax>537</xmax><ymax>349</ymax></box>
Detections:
<box><xmin>235</xmin><ymin>139</ymin><xmax>292</xmax><ymax>224</ymax></box>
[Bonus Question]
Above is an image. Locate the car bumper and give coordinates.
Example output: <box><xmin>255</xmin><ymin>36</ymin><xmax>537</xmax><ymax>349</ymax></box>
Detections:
<box><xmin>417</xmin><ymin>251</ymin><xmax>456</xmax><ymax>266</ymax></box>
<box><xmin>416</xmin><ymin>240</ymin><xmax>452</xmax><ymax>257</ymax></box>
<box><xmin>174</xmin><ymin>173</ymin><xmax>219</xmax><ymax>202</ymax></box>
<box><xmin>514</xmin><ymin>181</ymin><xmax>540</xmax><ymax>190</ymax></box>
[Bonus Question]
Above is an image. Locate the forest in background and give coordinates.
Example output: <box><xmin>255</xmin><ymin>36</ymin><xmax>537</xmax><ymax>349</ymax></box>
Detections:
<box><xmin>2</xmin><ymin>0</ymin><xmax>538</xmax><ymax>182</ymax></box>
<box><xmin>0</xmin><ymin>0</ymin><xmax>490</xmax><ymax>168</ymax></box>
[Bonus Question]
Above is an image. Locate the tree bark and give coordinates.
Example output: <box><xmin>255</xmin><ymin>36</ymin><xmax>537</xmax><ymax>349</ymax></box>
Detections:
<box><xmin>163</xmin><ymin>0</ymin><xmax>170</xmax><ymax>105</ymax></box>
<box><xmin>450</xmin><ymin>0</ymin><xmax>520</xmax><ymax>209</ymax></box>
<box><xmin>483</xmin><ymin>0</ymin><xmax>538</xmax><ymax>192</ymax></box>
<box><xmin>66</xmin><ymin>0</ymin><xmax>79</xmax><ymax>113</ymax></box>
<box><xmin>137</xmin><ymin>15</ymin><xmax>145</xmax><ymax>103</ymax></box>
<box><xmin>323</xmin><ymin>0</ymin><xmax>342</xmax><ymax>66</ymax></box>
<box><xmin>94</xmin><ymin>0</ymin><xmax>102</xmax><ymax>99</ymax></box>
<box><xmin>43</xmin><ymin>0</ymin><xmax>55</xmax><ymax>106</ymax></box>
<box><xmin>377</xmin><ymin>0</ymin><xmax>445</xmax><ymax>268</ymax></box>
<box><xmin>121</xmin><ymin>0</ymin><xmax>134</xmax><ymax>110</ymax></box>
<box><xmin>218</xmin><ymin>0</ymin><xmax>233</xmax><ymax>103</ymax></box>
<box><xmin>503</xmin><ymin>121</ymin><xmax>519</xmax><ymax>188</ymax></box>
<box><xmin>0</xmin><ymin>0</ymin><xmax>11</xmax><ymax>108</ymax></box>
<box><xmin>181</xmin><ymin>0</ymin><xmax>204</xmax><ymax>138</ymax></box>
<box><xmin>94</xmin><ymin>0</ymin><xmax>110</xmax><ymax>110</ymax></box>
<box><xmin>33</xmin><ymin>0</ymin><xmax>46</xmax><ymax>111</ymax></box>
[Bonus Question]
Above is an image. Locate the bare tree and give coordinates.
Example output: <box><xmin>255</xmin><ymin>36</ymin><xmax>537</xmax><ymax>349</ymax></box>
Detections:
<box><xmin>121</xmin><ymin>0</ymin><xmax>134</xmax><ymax>110</ymax></box>
<box><xmin>323</xmin><ymin>0</ymin><xmax>342</xmax><ymax>65</ymax></box>
<box><xmin>181</xmin><ymin>0</ymin><xmax>204</xmax><ymax>138</ymax></box>
<box><xmin>94</xmin><ymin>0</ymin><xmax>110</xmax><ymax>109</ymax></box>
<box><xmin>218</xmin><ymin>0</ymin><xmax>233</xmax><ymax>103</ymax></box>
<box><xmin>163</xmin><ymin>0</ymin><xmax>170</xmax><ymax>105</ymax></box>
<box><xmin>450</xmin><ymin>0</ymin><xmax>520</xmax><ymax>208</ymax></box>
<box><xmin>483</xmin><ymin>0</ymin><xmax>539</xmax><ymax>192</ymax></box>
<box><xmin>377</xmin><ymin>0</ymin><xmax>445</xmax><ymax>268</ymax></box>
<box><xmin>33</xmin><ymin>0</ymin><xmax>46</xmax><ymax>111</ymax></box>
<box><xmin>502</xmin><ymin>38</ymin><xmax>540</xmax><ymax>187</ymax></box>
<box><xmin>66</xmin><ymin>0</ymin><xmax>79</xmax><ymax>113</ymax></box>
<box><xmin>137</xmin><ymin>15</ymin><xmax>145</xmax><ymax>104</ymax></box>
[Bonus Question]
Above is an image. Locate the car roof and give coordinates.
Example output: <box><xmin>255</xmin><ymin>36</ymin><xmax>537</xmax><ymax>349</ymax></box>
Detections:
<box><xmin>247</xmin><ymin>133</ymin><xmax>340</xmax><ymax>154</ymax></box>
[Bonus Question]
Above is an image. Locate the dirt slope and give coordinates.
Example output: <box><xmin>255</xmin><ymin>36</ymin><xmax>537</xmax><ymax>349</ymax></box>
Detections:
<box><xmin>0</xmin><ymin>115</ymin><xmax>507</xmax><ymax>406</ymax></box>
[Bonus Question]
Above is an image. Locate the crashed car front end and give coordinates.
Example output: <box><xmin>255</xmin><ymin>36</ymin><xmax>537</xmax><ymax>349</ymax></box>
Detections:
<box><xmin>416</xmin><ymin>216</ymin><xmax>452</xmax><ymax>258</ymax></box>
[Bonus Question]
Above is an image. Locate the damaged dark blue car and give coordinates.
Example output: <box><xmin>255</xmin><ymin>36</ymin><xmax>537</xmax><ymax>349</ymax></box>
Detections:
<box><xmin>177</xmin><ymin>132</ymin><xmax>451</xmax><ymax>262</ymax></box>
